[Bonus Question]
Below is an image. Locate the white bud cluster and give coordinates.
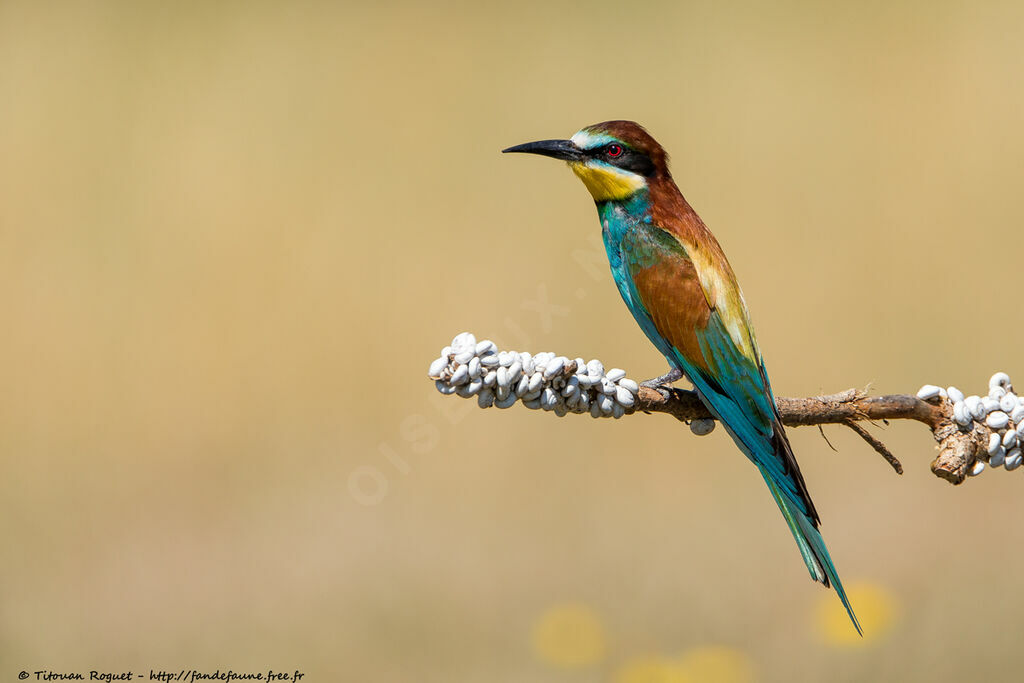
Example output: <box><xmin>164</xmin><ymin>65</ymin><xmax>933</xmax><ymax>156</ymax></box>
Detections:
<box><xmin>917</xmin><ymin>372</ymin><xmax>1024</xmax><ymax>476</ymax></box>
<box><xmin>428</xmin><ymin>332</ymin><xmax>643</xmax><ymax>418</ymax></box>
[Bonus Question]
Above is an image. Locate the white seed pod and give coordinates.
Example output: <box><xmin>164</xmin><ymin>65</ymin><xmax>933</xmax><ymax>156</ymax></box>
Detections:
<box><xmin>990</xmin><ymin>386</ymin><xmax>1007</xmax><ymax>400</ymax></box>
<box><xmin>986</xmin><ymin>411</ymin><xmax>1010</xmax><ymax>430</ymax></box>
<box><xmin>989</xmin><ymin>432</ymin><xmax>1002</xmax><ymax>456</ymax></box>
<box><xmin>475</xmin><ymin>340</ymin><xmax>496</xmax><ymax>356</ymax></box>
<box><xmin>576</xmin><ymin>374</ymin><xmax>596</xmax><ymax>388</ymax></box>
<box><xmin>541</xmin><ymin>387</ymin><xmax>559</xmax><ymax>410</ymax></box>
<box><xmin>483</xmin><ymin>370</ymin><xmax>497</xmax><ymax>387</ymax></box>
<box><xmin>515</xmin><ymin>375</ymin><xmax>530</xmax><ymax>397</ymax></box>
<box><xmin>574</xmin><ymin>358</ymin><xmax>586</xmax><ymax>374</ymax></box>
<box><xmin>969</xmin><ymin>461</ymin><xmax>986</xmax><ymax>477</ymax></box>
<box><xmin>600</xmin><ymin>377</ymin><xmax>616</xmax><ymax>395</ymax></box>
<box><xmin>454</xmin><ymin>349</ymin><xmax>474</xmax><ymax>364</ymax></box>
<box><xmin>690</xmin><ymin>418</ymin><xmax>716</xmax><ymax>436</ymax></box>
<box><xmin>450</xmin><ymin>364</ymin><xmax>470</xmax><ymax>386</ymax></box>
<box><xmin>468</xmin><ymin>356</ymin><xmax>482</xmax><ymax>379</ymax></box>
<box><xmin>612</xmin><ymin>403</ymin><xmax>625</xmax><ymax>419</ymax></box>
<box><xmin>495</xmin><ymin>392</ymin><xmax>517</xmax><ymax>409</ymax></box>
<box><xmin>916</xmin><ymin>385</ymin><xmax>943</xmax><ymax>401</ymax></box>
<box><xmin>615</xmin><ymin>386</ymin><xmax>635</xmax><ymax>408</ymax></box>
<box><xmin>428</xmin><ymin>357</ymin><xmax>448</xmax><ymax>379</ymax></box>
<box><xmin>477</xmin><ymin>388</ymin><xmax>494</xmax><ymax>408</ymax></box>
<box><xmin>965</xmin><ymin>395</ymin><xmax>984</xmax><ymax>419</ymax></box>
<box><xmin>1003</xmin><ymin>429</ymin><xmax>1018</xmax><ymax>449</ymax></box>
<box><xmin>953</xmin><ymin>401</ymin><xmax>971</xmax><ymax>426</ymax></box>
<box><xmin>1005</xmin><ymin>448</ymin><xmax>1023</xmax><ymax>471</ymax></box>
<box><xmin>587</xmin><ymin>359</ymin><xmax>605</xmax><ymax>378</ymax></box>
<box><xmin>464</xmin><ymin>379</ymin><xmax>482</xmax><ymax>397</ymax></box>
<box><xmin>523</xmin><ymin>357</ymin><xmax>535</xmax><ymax>375</ymax></box>
<box><xmin>1012</xmin><ymin>405</ymin><xmax>1024</xmax><ymax>425</ymax></box>
<box><xmin>528</xmin><ymin>371</ymin><xmax>543</xmax><ymax>393</ymax></box>
<box><xmin>590</xmin><ymin>400</ymin><xmax>602</xmax><ymax>418</ymax></box>
<box><xmin>522</xmin><ymin>389</ymin><xmax>542</xmax><ymax>402</ymax></box>
<box><xmin>495</xmin><ymin>384</ymin><xmax>510</xmax><ymax>400</ymax></box>
<box><xmin>451</xmin><ymin>332</ymin><xmax>476</xmax><ymax>352</ymax></box>
<box><xmin>618</xmin><ymin>378</ymin><xmax>639</xmax><ymax>394</ymax></box>
<box><xmin>990</xmin><ymin>372</ymin><xmax>1011</xmax><ymax>391</ymax></box>
<box><xmin>576</xmin><ymin>391</ymin><xmax>589</xmax><ymax>409</ymax></box>
<box><xmin>496</xmin><ymin>366</ymin><xmax>509</xmax><ymax>389</ymax></box>
<box><xmin>543</xmin><ymin>356</ymin><xmax>565</xmax><ymax>380</ymax></box>
<box><xmin>598</xmin><ymin>393</ymin><xmax>615</xmax><ymax>415</ymax></box>
<box><xmin>564</xmin><ymin>390</ymin><xmax>579</xmax><ymax>409</ymax></box>
<box><xmin>991</xmin><ymin>446</ymin><xmax>1006</xmax><ymax>468</ymax></box>
<box><xmin>982</xmin><ymin>397</ymin><xmax>1001</xmax><ymax>414</ymax></box>
<box><xmin>533</xmin><ymin>352</ymin><xmax>553</xmax><ymax>367</ymax></box>
<box><xmin>523</xmin><ymin>397</ymin><xmax>542</xmax><ymax>410</ymax></box>
<box><xmin>606</xmin><ymin>368</ymin><xmax>627</xmax><ymax>383</ymax></box>
<box><xmin>480</xmin><ymin>354</ymin><xmax>499</xmax><ymax>368</ymax></box>
<box><xmin>519</xmin><ymin>351</ymin><xmax>532</xmax><ymax>365</ymax></box>
<box><xmin>435</xmin><ymin>380</ymin><xmax>457</xmax><ymax>395</ymax></box>
<box><xmin>441</xmin><ymin>345</ymin><xmax>452</xmax><ymax>358</ymax></box>
<box><xmin>947</xmin><ymin>386</ymin><xmax>965</xmax><ymax>403</ymax></box>
<box><xmin>508</xmin><ymin>360</ymin><xmax>523</xmax><ymax>384</ymax></box>
<box><xmin>561</xmin><ymin>376</ymin><xmax>580</xmax><ymax>397</ymax></box>
<box><xmin>1018</xmin><ymin>423</ymin><xmax>1024</xmax><ymax>441</ymax></box>
<box><xmin>1001</xmin><ymin>393</ymin><xmax>1017</xmax><ymax>413</ymax></box>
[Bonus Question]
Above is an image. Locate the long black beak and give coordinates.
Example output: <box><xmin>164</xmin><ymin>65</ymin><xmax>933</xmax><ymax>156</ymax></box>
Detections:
<box><xmin>501</xmin><ymin>139</ymin><xmax>583</xmax><ymax>162</ymax></box>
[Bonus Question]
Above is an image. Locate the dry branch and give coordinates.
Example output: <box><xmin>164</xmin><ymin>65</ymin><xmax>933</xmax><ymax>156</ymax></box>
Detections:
<box><xmin>430</xmin><ymin>334</ymin><xmax>1017</xmax><ymax>485</ymax></box>
<box><xmin>634</xmin><ymin>386</ymin><xmax>959</xmax><ymax>479</ymax></box>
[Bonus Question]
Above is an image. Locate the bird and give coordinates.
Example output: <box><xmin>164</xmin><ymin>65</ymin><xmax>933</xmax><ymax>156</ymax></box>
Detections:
<box><xmin>503</xmin><ymin>120</ymin><xmax>861</xmax><ymax>635</ymax></box>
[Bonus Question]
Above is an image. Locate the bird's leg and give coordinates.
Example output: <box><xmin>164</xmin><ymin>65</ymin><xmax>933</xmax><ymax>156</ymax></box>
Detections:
<box><xmin>640</xmin><ymin>366</ymin><xmax>683</xmax><ymax>389</ymax></box>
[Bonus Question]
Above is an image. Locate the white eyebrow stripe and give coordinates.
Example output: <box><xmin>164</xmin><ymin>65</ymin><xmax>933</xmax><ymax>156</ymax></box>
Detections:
<box><xmin>571</xmin><ymin>130</ymin><xmax>618</xmax><ymax>150</ymax></box>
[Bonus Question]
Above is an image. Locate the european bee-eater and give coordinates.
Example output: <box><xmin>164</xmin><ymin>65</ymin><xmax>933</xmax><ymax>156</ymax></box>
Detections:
<box><xmin>503</xmin><ymin>120</ymin><xmax>860</xmax><ymax>634</ymax></box>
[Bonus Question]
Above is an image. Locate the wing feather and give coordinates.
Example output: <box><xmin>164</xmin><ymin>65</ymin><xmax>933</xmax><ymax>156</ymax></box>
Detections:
<box><xmin>622</xmin><ymin>224</ymin><xmax>818</xmax><ymax>521</ymax></box>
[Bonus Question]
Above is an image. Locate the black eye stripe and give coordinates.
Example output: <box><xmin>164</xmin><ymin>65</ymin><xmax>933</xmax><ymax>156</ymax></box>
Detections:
<box><xmin>585</xmin><ymin>143</ymin><xmax>655</xmax><ymax>177</ymax></box>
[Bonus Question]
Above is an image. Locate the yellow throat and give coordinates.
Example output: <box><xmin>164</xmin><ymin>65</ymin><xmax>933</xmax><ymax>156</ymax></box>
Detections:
<box><xmin>568</xmin><ymin>161</ymin><xmax>647</xmax><ymax>202</ymax></box>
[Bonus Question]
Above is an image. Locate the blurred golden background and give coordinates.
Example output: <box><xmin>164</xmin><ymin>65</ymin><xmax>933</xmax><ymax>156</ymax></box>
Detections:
<box><xmin>2</xmin><ymin>1</ymin><xmax>1023</xmax><ymax>681</ymax></box>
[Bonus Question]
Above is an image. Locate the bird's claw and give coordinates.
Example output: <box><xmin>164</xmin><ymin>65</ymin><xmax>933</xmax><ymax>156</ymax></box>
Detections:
<box><xmin>639</xmin><ymin>368</ymin><xmax>684</xmax><ymax>399</ymax></box>
<box><xmin>640</xmin><ymin>367</ymin><xmax>683</xmax><ymax>389</ymax></box>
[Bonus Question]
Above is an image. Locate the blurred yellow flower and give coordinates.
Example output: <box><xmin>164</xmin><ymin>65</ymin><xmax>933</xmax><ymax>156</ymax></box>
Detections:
<box><xmin>816</xmin><ymin>581</ymin><xmax>900</xmax><ymax>646</ymax></box>
<box><xmin>530</xmin><ymin>602</ymin><xmax>607</xmax><ymax>668</ymax></box>
<box><xmin>614</xmin><ymin>647</ymin><xmax>753</xmax><ymax>683</ymax></box>
<box><xmin>678</xmin><ymin>646</ymin><xmax>755</xmax><ymax>683</ymax></box>
<box><xmin>614</xmin><ymin>655</ymin><xmax>691</xmax><ymax>683</ymax></box>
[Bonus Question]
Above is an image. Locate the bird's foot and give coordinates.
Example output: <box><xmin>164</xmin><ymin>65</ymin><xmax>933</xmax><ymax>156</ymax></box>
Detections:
<box><xmin>640</xmin><ymin>367</ymin><xmax>684</xmax><ymax>395</ymax></box>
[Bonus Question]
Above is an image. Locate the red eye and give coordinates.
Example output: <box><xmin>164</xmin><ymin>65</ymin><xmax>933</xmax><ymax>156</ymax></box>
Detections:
<box><xmin>606</xmin><ymin>144</ymin><xmax>623</xmax><ymax>158</ymax></box>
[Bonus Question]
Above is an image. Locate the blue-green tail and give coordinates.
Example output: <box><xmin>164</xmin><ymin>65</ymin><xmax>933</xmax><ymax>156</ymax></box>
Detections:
<box><xmin>762</xmin><ymin>469</ymin><xmax>862</xmax><ymax>636</ymax></box>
